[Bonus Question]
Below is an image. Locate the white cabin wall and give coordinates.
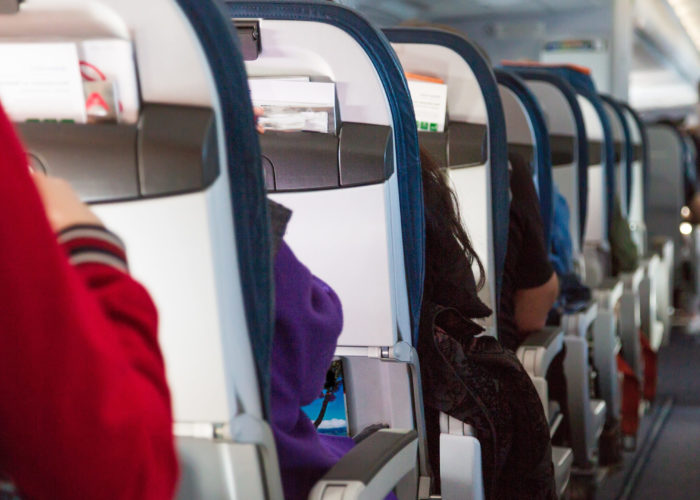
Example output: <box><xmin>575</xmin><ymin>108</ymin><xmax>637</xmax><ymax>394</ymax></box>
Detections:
<box><xmin>448</xmin><ymin>1</ymin><xmax>633</xmax><ymax>100</ymax></box>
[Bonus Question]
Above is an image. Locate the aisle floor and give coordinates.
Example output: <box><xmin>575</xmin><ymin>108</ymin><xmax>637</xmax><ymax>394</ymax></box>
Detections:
<box><xmin>633</xmin><ymin>330</ymin><xmax>700</xmax><ymax>499</ymax></box>
<box><xmin>597</xmin><ymin>330</ymin><xmax>700</xmax><ymax>499</ymax></box>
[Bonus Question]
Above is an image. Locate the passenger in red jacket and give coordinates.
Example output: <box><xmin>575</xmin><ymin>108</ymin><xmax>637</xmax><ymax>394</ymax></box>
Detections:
<box><xmin>0</xmin><ymin>105</ymin><xmax>178</xmax><ymax>499</ymax></box>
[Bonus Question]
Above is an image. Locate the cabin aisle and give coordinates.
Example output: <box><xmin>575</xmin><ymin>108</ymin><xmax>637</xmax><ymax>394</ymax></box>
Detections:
<box><xmin>596</xmin><ymin>329</ymin><xmax>700</xmax><ymax>499</ymax></box>
<box><xmin>631</xmin><ymin>330</ymin><xmax>700</xmax><ymax>499</ymax></box>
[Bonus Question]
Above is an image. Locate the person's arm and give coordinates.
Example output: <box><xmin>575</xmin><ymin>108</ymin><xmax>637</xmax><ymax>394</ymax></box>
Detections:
<box><xmin>514</xmin><ymin>273</ymin><xmax>559</xmax><ymax>333</ymax></box>
<box><xmin>688</xmin><ymin>193</ymin><xmax>700</xmax><ymax>224</ymax></box>
<box><xmin>509</xmin><ymin>157</ymin><xmax>557</xmax><ymax>337</ymax></box>
<box><xmin>0</xmin><ymin>109</ymin><xmax>177</xmax><ymax>499</ymax></box>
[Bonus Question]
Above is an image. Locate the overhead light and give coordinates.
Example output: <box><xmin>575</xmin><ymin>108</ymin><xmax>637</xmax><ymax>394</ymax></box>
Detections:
<box><xmin>680</xmin><ymin>222</ymin><xmax>693</xmax><ymax>235</ymax></box>
<box><xmin>667</xmin><ymin>0</ymin><xmax>700</xmax><ymax>51</ymax></box>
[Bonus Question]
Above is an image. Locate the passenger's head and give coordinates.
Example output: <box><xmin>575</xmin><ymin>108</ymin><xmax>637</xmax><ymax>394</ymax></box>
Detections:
<box><xmin>420</xmin><ymin>147</ymin><xmax>485</xmax><ymax>293</ymax></box>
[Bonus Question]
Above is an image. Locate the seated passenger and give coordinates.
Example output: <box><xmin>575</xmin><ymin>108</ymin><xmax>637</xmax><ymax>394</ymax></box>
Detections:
<box><xmin>418</xmin><ymin>149</ymin><xmax>556</xmax><ymax>499</ymax></box>
<box><xmin>0</xmin><ymin>105</ymin><xmax>177</xmax><ymax>498</ymax></box>
<box><xmin>269</xmin><ymin>201</ymin><xmax>397</xmax><ymax>500</ymax></box>
<box><xmin>549</xmin><ymin>185</ymin><xmax>591</xmax><ymax>314</ymax></box>
<box><xmin>499</xmin><ymin>153</ymin><xmax>559</xmax><ymax>352</ymax></box>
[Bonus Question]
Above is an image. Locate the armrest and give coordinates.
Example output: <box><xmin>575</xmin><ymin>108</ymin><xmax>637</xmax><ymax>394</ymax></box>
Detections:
<box><xmin>439</xmin><ymin>413</ymin><xmax>485</xmax><ymax>500</ymax></box>
<box><xmin>562</xmin><ymin>300</ymin><xmax>598</xmax><ymax>338</ymax></box>
<box><xmin>516</xmin><ymin>327</ymin><xmax>564</xmax><ymax>378</ymax></box>
<box><xmin>651</xmin><ymin>236</ymin><xmax>673</xmax><ymax>256</ymax></box>
<box><xmin>620</xmin><ymin>266</ymin><xmax>645</xmax><ymax>290</ymax></box>
<box><xmin>308</xmin><ymin>429</ymin><xmax>418</xmax><ymax>500</ymax></box>
<box><xmin>563</xmin><ymin>297</ymin><xmax>596</xmax><ymax>315</ymax></box>
<box><xmin>594</xmin><ymin>278</ymin><xmax>623</xmax><ymax>309</ymax></box>
<box><xmin>176</xmin><ymin>437</ymin><xmax>267</xmax><ymax>499</ymax></box>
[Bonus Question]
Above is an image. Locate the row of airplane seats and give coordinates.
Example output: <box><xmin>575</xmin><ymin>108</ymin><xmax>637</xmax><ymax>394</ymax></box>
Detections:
<box><xmin>0</xmin><ymin>0</ymin><xmax>686</xmax><ymax>499</ymax></box>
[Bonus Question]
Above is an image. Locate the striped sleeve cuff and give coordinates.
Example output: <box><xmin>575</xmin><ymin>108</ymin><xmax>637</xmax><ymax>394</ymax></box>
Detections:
<box><xmin>57</xmin><ymin>224</ymin><xmax>129</xmax><ymax>273</ymax></box>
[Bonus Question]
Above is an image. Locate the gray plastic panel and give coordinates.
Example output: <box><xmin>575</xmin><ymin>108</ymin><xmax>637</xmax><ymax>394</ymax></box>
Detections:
<box><xmin>588</xmin><ymin>140</ymin><xmax>603</xmax><ymax>166</ymax></box>
<box><xmin>322</xmin><ymin>429</ymin><xmax>418</xmax><ymax>484</ymax></box>
<box><xmin>235</xmin><ymin>20</ymin><xmax>261</xmax><ymax>61</ymax></box>
<box><xmin>448</xmin><ymin>122</ymin><xmax>487</xmax><ymax>167</ymax></box>
<box><xmin>339</xmin><ymin>123</ymin><xmax>393</xmax><ymax>187</ymax></box>
<box><xmin>509</xmin><ymin>143</ymin><xmax>535</xmax><ymax>165</ymax></box>
<box><xmin>262</xmin><ymin>156</ymin><xmax>275</xmax><ymax>190</ymax></box>
<box><xmin>139</xmin><ymin>104</ymin><xmax>219</xmax><ymax>197</ymax></box>
<box><xmin>18</xmin><ymin>121</ymin><xmax>139</xmax><ymax>203</ymax></box>
<box><xmin>261</xmin><ymin>123</ymin><xmax>394</xmax><ymax>192</ymax></box>
<box><xmin>419</xmin><ymin>122</ymin><xmax>486</xmax><ymax>169</ymax></box>
<box><xmin>613</xmin><ymin>141</ymin><xmax>623</xmax><ymax>164</ymax></box>
<box><xmin>418</xmin><ymin>131</ymin><xmax>448</xmax><ymax>168</ymax></box>
<box><xmin>260</xmin><ymin>131</ymin><xmax>340</xmax><ymax>191</ymax></box>
<box><xmin>551</xmin><ymin>134</ymin><xmax>575</xmax><ymax>167</ymax></box>
<box><xmin>633</xmin><ymin>144</ymin><xmax>643</xmax><ymax>162</ymax></box>
<box><xmin>0</xmin><ymin>0</ymin><xmax>20</xmax><ymax>14</ymax></box>
<box><xmin>17</xmin><ymin>103</ymin><xmax>219</xmax><ymax>203</ymax></box>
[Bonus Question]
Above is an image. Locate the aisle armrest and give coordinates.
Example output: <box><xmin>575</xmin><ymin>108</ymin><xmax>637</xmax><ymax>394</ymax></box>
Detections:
<box><xmin>440</xmin><ymin>413</ymin><xmax>484</xmax><ymax>500</ymax></box>
<box><xmin>517</xmin><ymin>327</ymin><xmax>564</xmax><ymax>420</ymax></box>
<box><xmin>595</xmin><ymin>278</ymin><xmax>623</xmax><ymax>310</ymax></box>
<box><xmin>517</xmin><ymin>327</ymin><xmax>564</xmax><ymax>378</ymax></box>
<box><xmin>308</xmin><ymin>429</ymin><xmax>418</xmax><ymax>500</ymax></box>
<box><xmin>651</xmin><ymin>236</ymin><xmax>673</xmax><ymax>258</ymax></box>
<box><xmin>561</xmin><ymin>300</ymin><xmax>598</xmax><ymax>339</ymax></box>
<box><xmin>552</xmin><ymin>446</ymin><xmax>574</xmax><ymax>498</ymax></box>
<box><xmin>620</xmin><ymin>266</ymin><xmax>645</xmax><ymax>291</ymax></box>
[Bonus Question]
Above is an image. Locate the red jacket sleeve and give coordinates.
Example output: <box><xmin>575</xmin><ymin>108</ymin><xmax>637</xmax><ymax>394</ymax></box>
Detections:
<box><xmin>0</xmin><ymin>108</ymin><xmax>178</xmax><ymax>499</ymax></box>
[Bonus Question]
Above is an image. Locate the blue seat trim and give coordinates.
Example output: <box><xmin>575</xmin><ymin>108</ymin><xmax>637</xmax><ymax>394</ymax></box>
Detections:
<box><xmin>177</xmin><ymin>0</ymin><xmax>273</xmax><ymax>413</ymax></box>
<box><xmin>495</xmin><ymin>68</ymin><xmax>554</xmax><ymax>250</ymax></box>
<box><xmin>682</xmin><ymin>134</ymin><xmax>698</xmax><ymax>202</ymax></box>
<box><xmin>620</xmin><ymin>103</ymin><xmax>650</xmax><ymax>221</ymax></box>
<box><xmin>505</xmin><ymin>65</ymin><xmax>616</xmax><ymax>243</ymax></box>
<box><xmin>508</xmin><ymin>69</ymin><xmax>589</xmax><ymax>244</ymax></box>
<box><xmin>383</xmin><ymin>27</ymin><xmax>510</xmax><ymax>308</ymax></box>
<box><xmin>601</xmin><ymin>95</ymin><xmax>633</xmax><ymax>215</ymax></box>
<box><xmin>228</xmin><ymin>1</ymin><xmax>425</xmax><ymax>344</ymax></box>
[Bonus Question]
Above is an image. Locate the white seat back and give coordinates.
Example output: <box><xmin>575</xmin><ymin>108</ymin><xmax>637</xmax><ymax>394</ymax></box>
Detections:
<box><xmin>389</xmin><ymin>37</ymin><xmax>506</xmax><ymax>333</ymax></box>
<box><xmin>0</xmin><ymin>0</ymin><xmax>262</xmax><ymax>433</ymax></box>
<box><xmin>579</xmin><ymin>96</ymin><xmax>609</xmax><ymax>249</ymax></box>
<box><xmin>245</xmin><ymin>20</ymin><xmax>408</xmax><ymax>350</ymax></box>
<box><xmin>623</xmin><ymin>106</ymin><xmax>647</xmax><ymax>254</ymax></box>
<box><xmin>391</xmin><ymin>42</ymin><xmax>496</xmax><ymax>323</ymax></box>
<box><xmin>601</xmin><ymin>99</ymin><xmax>629</xmax><ymax>217</ymax></box>
<box><xmin>1</xmin><ymin>1</ymin><xmax>280</xmax><ymax>496</ymax></box>
<box><xmin>647</xmin><ymin>124</ymin><xmax>686</xmax><ymax>263</ymax></box>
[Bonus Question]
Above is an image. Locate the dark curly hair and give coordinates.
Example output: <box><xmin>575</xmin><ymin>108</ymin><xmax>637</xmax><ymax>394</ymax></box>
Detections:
<box><xmin>421</xmin><ymin>147</ymin><xmax>486</xmax><ymax>295</ymax></box>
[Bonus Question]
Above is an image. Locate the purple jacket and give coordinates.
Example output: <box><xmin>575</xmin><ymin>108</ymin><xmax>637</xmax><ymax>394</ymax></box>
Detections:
<box><xmin>271</xmin><ymin>242</ymin><xmax>355</xmax><ymax>500</ymax></box>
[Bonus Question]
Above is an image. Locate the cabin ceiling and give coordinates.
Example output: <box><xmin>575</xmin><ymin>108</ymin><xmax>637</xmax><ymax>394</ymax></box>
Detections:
<box><xmin>342</xmin><ymin>0</ymin><xmax>610</xmax><ymax>25</ymax></box>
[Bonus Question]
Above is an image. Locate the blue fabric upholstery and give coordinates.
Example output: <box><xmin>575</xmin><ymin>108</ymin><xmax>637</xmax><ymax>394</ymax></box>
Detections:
<box><xmin>383</xmin><ymin>27</ymin><xmax>510</xmax><ymax>308</ymax></box>
<box><xmin>507</xmin><ymin>68</ymin><xmax>589</xmax><ymax>244</ymax></box>
<box><xmin>177</xmin><ymin>0</ymin><xmax>273</xmax><ymax>413</ymax></box>
<box><xmin>494</xmin><ymin>68</ymin><xmax>554</xmax><ymax>249</ymax></box>
<box><xmin>550</xmin><ymin>185</ymin><xmax>575</xmax><ymax>276</ymax></box>
<box><xmin>682</xmin><ymin>135</ymin><xmax>698</xmax><ymax>202</ymax></box>
<box><xmin>620</xmin><ymin>103</ymin><xmax>649</xmax><ymax>221</ymax></box>
<box><xmin>601</xmin><ymin>95</ymin><xmax>633</xmax><ymax>214</ymax></box>
<box><xmin>505</xmin><ymin>65</ymin><xmax>616</xmax><ymax>243</ymax></box>
<box><xmin>228</xmin><ymin>1</ymin><xmax>425</xmax><ymax>345</ymax></box>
